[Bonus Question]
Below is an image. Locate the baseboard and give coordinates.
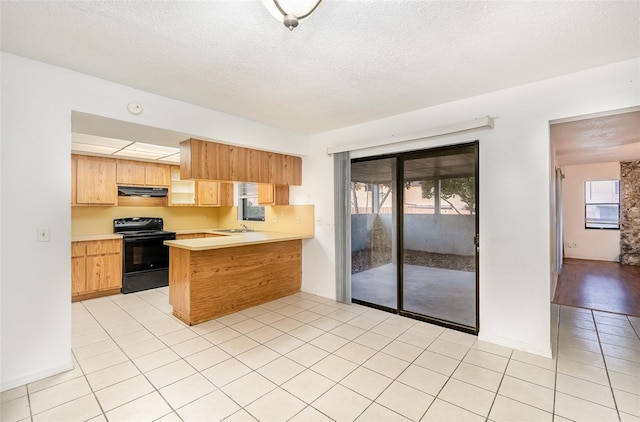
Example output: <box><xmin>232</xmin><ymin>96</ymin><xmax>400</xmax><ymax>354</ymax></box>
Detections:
<box><xmin>478</xmin><ymin>332</ymin><xmax>552</xmax><ymax>358</ymax></box>
<box><xmin>1</xmin><ymin>361</ymin><xmax>74</xmax><ymax>393</ymax></box>
<box><xmin>564</xmin><ymin>255</ymin><xmax>619</xmax><ymax>262</ymax></box>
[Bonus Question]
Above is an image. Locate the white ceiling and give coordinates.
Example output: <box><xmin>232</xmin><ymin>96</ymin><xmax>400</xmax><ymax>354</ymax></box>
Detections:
<box><xmin>551</xmin><ymin>109</ymin><xmax>640</xmax><ymax>166</ymax></box>
<box><xmin>1</xmin><ymin>0</ymin><xmax>639</xmax><ymax>136</ymax></box>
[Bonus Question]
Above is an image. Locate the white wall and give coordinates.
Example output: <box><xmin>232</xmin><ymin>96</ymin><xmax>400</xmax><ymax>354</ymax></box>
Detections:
<box><xmin>562</xmin><ymin>162</ymin><xmax>621</xmax><ymax>261</ymax></box>
<box><xmin>302</xmin><ymin>58</ymin><xmax>640</xmax><ymax>356</ymax></box>
<box><xmin>0</xmin><ymin>53</ymin><xmax>308</xmax><ymax>391</ymax></box>
<box><xmin>2</xmin><ymin>51</ymin><xmax>639</xmax><ymax>390</ymax></box>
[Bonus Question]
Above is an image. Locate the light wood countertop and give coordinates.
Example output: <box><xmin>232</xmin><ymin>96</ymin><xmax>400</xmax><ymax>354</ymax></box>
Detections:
<box><xmin>165</xmin><ymin>230</ymin><xmax>313</xmax><ymax>251</ymax></box>
<box><xmin>72</xmin><ymin>233</ymin><xmax>123</xmax><ymax>242</ymax></box>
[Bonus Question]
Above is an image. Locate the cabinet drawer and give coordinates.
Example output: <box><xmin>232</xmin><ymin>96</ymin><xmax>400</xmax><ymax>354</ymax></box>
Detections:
<box><xmin>71</xmin><ymin>242</ymin><xmax>86</xmax><ymax>257</ymax></box>
<box><xmin>85</xmin><ymin>239</ymin><xmax>122</xmax><ymax>255</ymax></box>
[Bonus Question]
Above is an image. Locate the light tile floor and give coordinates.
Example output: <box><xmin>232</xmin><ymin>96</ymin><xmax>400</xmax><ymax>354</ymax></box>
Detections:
<box><xmin>1</xmin><ymin>288</ymin><xmax>639</xmax><ymax>421</ymax></box>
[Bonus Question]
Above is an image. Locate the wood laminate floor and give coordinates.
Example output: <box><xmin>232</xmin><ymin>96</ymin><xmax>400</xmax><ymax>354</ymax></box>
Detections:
<box><xmin>553</xmin><ymin>258</ymin><xmax>640</xmax><ymax>316</ymax></box>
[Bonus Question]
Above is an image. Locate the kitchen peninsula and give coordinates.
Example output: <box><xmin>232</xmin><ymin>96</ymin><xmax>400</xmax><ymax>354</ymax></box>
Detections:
<box><xmin>165</xmin><ymin>230</ymin><xmax>313</xmax><ymax>325</ymax></box>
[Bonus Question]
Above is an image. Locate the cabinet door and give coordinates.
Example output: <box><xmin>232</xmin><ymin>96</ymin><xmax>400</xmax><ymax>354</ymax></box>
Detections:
<box><xmin>219</xmin><ymin>182</ymin><xmax>234</xmax><ymax>207</ymax></box>
<box><xmin>258</xmin><ymin>183</ymin><xmax>274</xmax><ymax>205</ymax></box>
<box><xmin>269</xmin><ymin>153</ymin><xmax>285</xmax><ymax>185</ymax></box>
<box><xmin>246</xmin><ymin>149</ymin><xmax>261</xmax><ymax>183</ymax></box>
<box><xmin>86</xmin><ymin>253</ymin><xmax>121</xmax><ymax>292</ymax></box>
<box><xmin>216</xmin><ymin>144</ymin><xmax>231</xmax><ymax>181</ymax></box>
<box><xmin>258</xmin><ymin>151</ymin><xmax>271</xmax><ymax>184</ymax></box>
<box><xmin>145</xmin><ymin>164</ymin><xmax>171</xmax><ymax>186</ymax></box>
<box><xmin>71</xmin><ymin>256</ymin><xmax>86</xmax><ymax>294</ymax></box>
<box><xmin>274</xmin><ymin>184</ymin><xmax>290</xmax><ymax>205</ymax></box>
<box><xmin>197</xmin><ymin>181</ymin><xmax>220</xmax><ymax>206</ymax></box>
<box><xmin>284</xmin><ymin>155</ymin><xmax>302</xmax><ymax>185</ymax></box>
<box><xmin>71</xmin><ymin>157</ymin><xmax>77</xmax><ymax>206</ymax></box>
<box><xmin>258</xmin><ymin>184</ymin><xmax>289</xmax><ymax>205</ymax></box>
<box><xmin>76</xmin><ymin>158</ymin><xmax>117</xmax><ymax>205</ymax></box>
<box><xmin>229</xmin><ymin>146</ymin><xmax>248</xmax><ymax>182</ymax></box>
<box><xmin>116</xmin><ymin>162</ymin><xmax>145</xmax><ymax>185</ymax></box>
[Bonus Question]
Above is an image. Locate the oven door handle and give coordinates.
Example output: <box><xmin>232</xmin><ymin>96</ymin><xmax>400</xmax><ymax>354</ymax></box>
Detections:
<box><xmin>123</xmin><ymin>235</ymin><xmax>175</xmax><ymax>243</ymax></box>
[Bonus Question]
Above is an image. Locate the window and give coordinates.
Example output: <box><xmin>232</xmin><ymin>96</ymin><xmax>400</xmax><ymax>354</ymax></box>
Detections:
<box><xmin>238</xmin><ymin>183</ymin><xmax>265</xmax><ymax>221</ymax></box>
<box><xmin>585</xmin><ymin>180</ymin><xmax>620</xmax><ymax>229</ymax></box>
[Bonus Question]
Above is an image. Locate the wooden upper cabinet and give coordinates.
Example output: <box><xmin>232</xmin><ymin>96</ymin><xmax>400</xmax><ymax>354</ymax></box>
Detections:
<box><xmin>116</xmin><ymin>161</ymin><xmax>170</xmax><ymax>187</ymax></box>
<box><xmin>269</xmin><ymin>153</ymin><xmax>285</xmax><ymax>185</ymax></box>
<box><xmin>145</xmin><ymin>165</ymin><xmax>170</xmax><ymax>186</ymax></box>
<box><xmin>197</xmin><ymin>181</ymin><xmax>234</xmax><ymax>206</ymax></box>
<box><xmin>197</xmin><ymin>181</ymin><xmax>219</xmax><ymax>206</ymax></box>
<box><xmin>258</xmin><ymin>151</ymin><xmax>271</xmax><ymax>184</ymax></box>
<box><xmin>116</xmin><ymin>162</ymin><xmax>145</xmax><ymax>185</ymax></box>
<box><xmin>71</xmin><ymin>156</ymin><xmax>77</xmax><ymax>206</ymax></box>
<box><xmin>246</xmin><ymin>149</ymin><xmax>262</xmax><ymax>183</ymax></box>
<box><xmin>284</xmin><ymin>155</ymin><xmax>302</xmax><ymax>185</ymax></box>
<box><xmin>181</xmin><ymin>139</ymin><xmax>216</xmax><ymax>180</ymax></box>
<box><xmin>257</xmin><ymin>183</ymin><xmax>274</xmax><ymax>205</ymax></box>
<box><xmin>76</xmin><ymin>156</ymin><xmax>117</xmax><ymax>205</ymax></box>
<box><xmin>229</xmin><ymin>145</ymin><xmax>248</xmax><ymax>182</ymax></box>
<box><xmin>219</xmin><ymin>182</ymin><xmax>234</xmax><ymax>206</ymax></box>
<box><xmin>180</xmin><ymin>138</ymin><xmax>301</xmax><ymax>185</ymax></box>
<box><xmin>258</xmin><ymin>183</ymin><xmax>289</xmax><ymax>205</ymax></box>
<box><xmin>216</xmin><ymin>144</ymin><xmax>231</xmax><ymax>181</ymax></box>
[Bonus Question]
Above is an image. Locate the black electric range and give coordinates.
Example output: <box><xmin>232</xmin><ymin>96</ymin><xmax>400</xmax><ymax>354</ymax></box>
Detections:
<box><xmin>114</xmin><ymin>217</ymin><xmax>176</xmax><ymax>294</ymax></box>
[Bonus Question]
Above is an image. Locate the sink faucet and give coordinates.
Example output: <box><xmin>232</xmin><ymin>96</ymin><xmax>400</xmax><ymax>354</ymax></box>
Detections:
<box><xmin>240</xmin><ymin>224</ymin><xmax>250</xmax><ymax>232</ymax></box>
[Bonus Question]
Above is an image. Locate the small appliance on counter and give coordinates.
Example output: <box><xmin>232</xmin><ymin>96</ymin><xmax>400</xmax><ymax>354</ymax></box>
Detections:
<box><xmin>114</xmin><ymin>217</ymin><xmax>176</xmax><ymax>294</ymax></box>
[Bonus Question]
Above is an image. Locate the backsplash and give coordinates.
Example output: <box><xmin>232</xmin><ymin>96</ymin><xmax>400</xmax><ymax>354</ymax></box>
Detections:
<box><xmin>72</xmin><ymin>204</ymin><xmax>314</xmax><ymax>236</ymax></box>
<box><xmin>217</xmin><ymin>205</ymin><xmax>314</xmax><ymax>235</ymax></box>
<box><xmin>72</xmin><ymin>207</ymin><xmax>221</xmax><ymax>235</ymax></box>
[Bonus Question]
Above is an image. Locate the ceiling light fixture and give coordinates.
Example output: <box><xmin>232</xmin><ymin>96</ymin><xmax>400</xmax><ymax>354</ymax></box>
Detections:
<box><xmin>262</xmin><ymin>0</ymin><xmax>323</xmax><ymax>31</ymax></box>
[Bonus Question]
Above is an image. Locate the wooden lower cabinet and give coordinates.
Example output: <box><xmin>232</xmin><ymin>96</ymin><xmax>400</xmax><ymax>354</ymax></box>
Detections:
<box><xmin>176</xmin><ymin>233</ymin><xmax>224</xmax><ymax>240</ymax></box>
<box><xmin>72</xmin><ymin>239</ymin><xmax>122</xmax><ymax>302</ymax></box>
<box><xmin>169</xmin><ymin>240</ymin><xmax>301</xmax><ymax>325</ymax></box>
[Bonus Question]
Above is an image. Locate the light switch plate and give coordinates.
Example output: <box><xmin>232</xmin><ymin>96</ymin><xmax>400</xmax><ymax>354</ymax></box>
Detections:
<box><xmin>37</xmin><ymin>226</ymin><xmax>50</xmax><ymax>242</ymax></box>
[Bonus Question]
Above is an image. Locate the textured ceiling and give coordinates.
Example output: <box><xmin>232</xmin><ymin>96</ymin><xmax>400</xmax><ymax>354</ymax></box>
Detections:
<box><xmin>1</xmin><ymin>1</ymin><xmax>639</xmax><ymax>135</ymax></box>
<box><xmin>552</xmin><ymin>110</ymin><xmax>640</xmax><ymax>166</ymax></box>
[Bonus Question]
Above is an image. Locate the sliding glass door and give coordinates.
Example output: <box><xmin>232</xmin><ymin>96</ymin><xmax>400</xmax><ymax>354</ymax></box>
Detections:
<box><xmin>350</xmin><ymin>158</ymin><xmax>397</xmax><ymax>309</ymax></box>
<box><xmin>351</xmin><ymin>143</ymin><xmax>478</xmax><ymax>333</ymax></box>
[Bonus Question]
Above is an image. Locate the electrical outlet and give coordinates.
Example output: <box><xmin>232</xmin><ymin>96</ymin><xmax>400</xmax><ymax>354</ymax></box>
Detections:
<box><xmin>296</xmin><ymin>216</ymin><xmax>301</xmax><ymax>224</ymax></box>
<box><xmin>37</xmin><ymin>226</ymin><xmax>50</xmax><ymax>242</ymax></box>
<box><xmin>315</xmin><ymin>216</ymin><xmax>322</xmax><ymax>225</ymax></box>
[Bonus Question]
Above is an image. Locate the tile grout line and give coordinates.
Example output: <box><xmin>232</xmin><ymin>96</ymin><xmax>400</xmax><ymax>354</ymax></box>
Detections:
<box><xmin>591</xmin><ymin>309</ymin><xmax>622</xmax><ymax>422</ymax></box>
<box><xmin>417</xmin><ymin>334</ymin><xmax>493</xmax><ymax>421</ymax></box>
<box><xmin>557</xmin><ymin>307</ymin><xmax>640</xmax><ymax>415</ymax></box>
<box><xmin>70</xmin><ymin>339</ymin><xmax>109</xmax><ymax>422</ymax></box>
<box><xmin>32</xmin><ymin>292</ymin><xmax>597</xmax><ymax>422</ymax></box>
<box><xmin>336</xmin><ymin>318</ymin><xmax>434</xmax><ymax>421</ymax></box>
<box><xmin>85</xmin><ymin>294</ymin><xmax>181</xmax><ymax>421</ymax></box>
<box><xmin>85</xmin><ymin>292</ymin><xmax>218</xmax><ymax>420</ymax></box>
<box><xmin>550</xmin><ymin>304</ymin><xmax>560</xmax><ymax>422</ymax></box>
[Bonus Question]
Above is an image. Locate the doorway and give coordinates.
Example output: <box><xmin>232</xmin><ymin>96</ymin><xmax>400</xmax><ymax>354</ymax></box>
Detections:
<box><xmin>350</xmin><ymin>142</ymin><xmax>479</xmax><ymax>333</ymax></box>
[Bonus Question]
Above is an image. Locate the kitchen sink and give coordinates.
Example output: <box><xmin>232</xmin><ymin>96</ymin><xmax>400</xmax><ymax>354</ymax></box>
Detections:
<box><xmin>214</xmin><ymin>229</ymin><xmax>258</xmax><ymax>233</ymax></box>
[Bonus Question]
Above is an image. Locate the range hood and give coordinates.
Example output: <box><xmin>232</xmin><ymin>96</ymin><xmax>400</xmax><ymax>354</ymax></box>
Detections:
<box><xmin>118</xmin><ymin>186</ymin><xmax>168</xmax><ymax>197</ymax></box>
